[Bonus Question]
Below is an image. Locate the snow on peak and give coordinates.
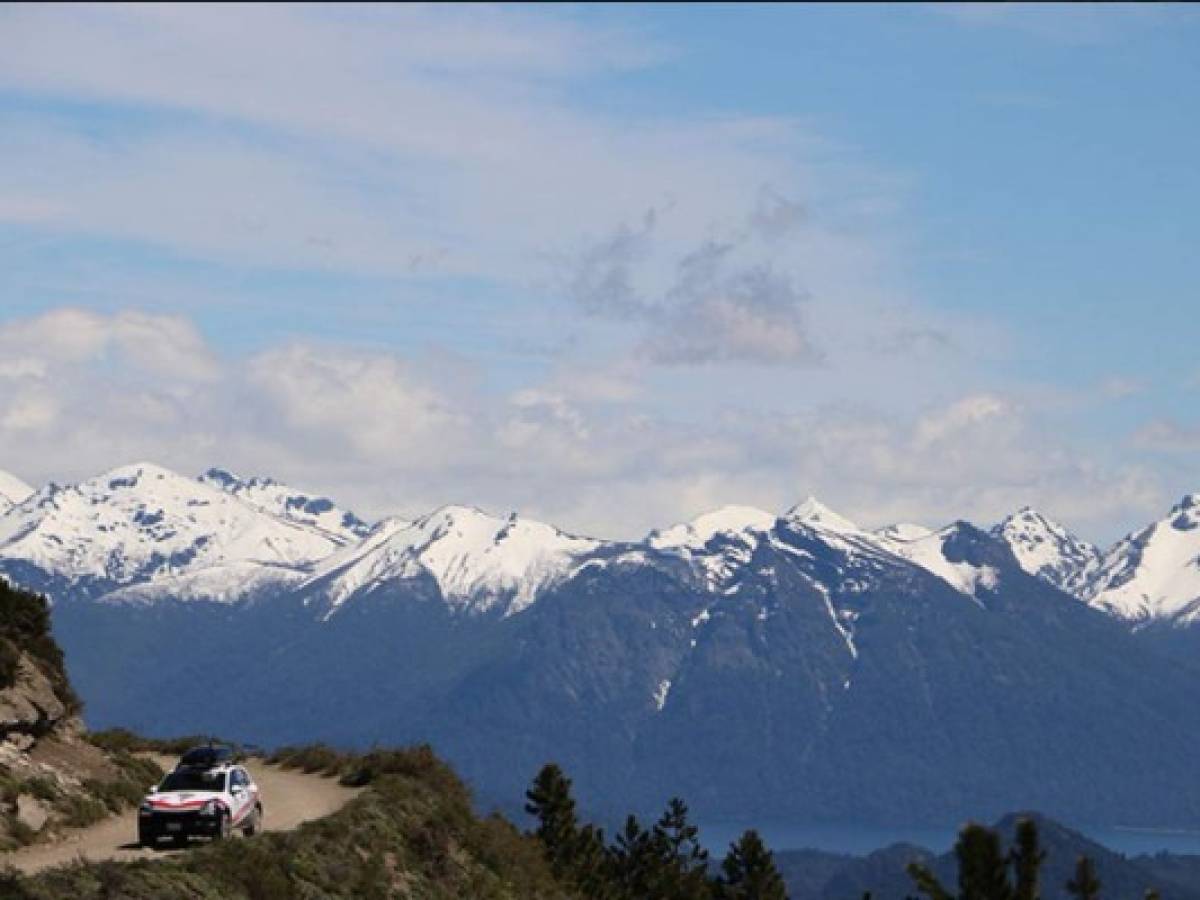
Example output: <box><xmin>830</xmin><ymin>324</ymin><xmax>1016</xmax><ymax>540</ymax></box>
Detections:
<box><xmin>877</xmin><ymin>524</ymin><xmax>997</xmax><ymax>601</ymax></box>
<box><xmin>648</xmin><ymin>505</ymin><xmax>777</xmax><ymax>551</ymax></box>
<box><xmin>874</xmin><ymin>522</ymin><xmax>934</xmax><ymax>543</ymax></box>
<box><xmin>1084</xmin><ymin>493</ymin><xmax>1200</xmax><ymax>624</ymax></box>
<box><xmin>991</xmin><ymin>506</ymin><xmax>1099</xmax><ymax>594</ymax></box>
<box><xmin>0</xmin><ymin>470</ymin><xmax>34</xmax><ymax>509</ymax></box>
<box><xmin>310</xmin><ymin>504</ymin><xmax>601</xmax><ymax>616</ymax></box>
<box><xmin>198</xmin><ymin>467</ymin><xmax>371</xmax><ymax>544</ymax></box>
<box><xmin>0</xmin><ymin>462</ymin><xmax>343</xmax><ymax>594</ymax></box>
<box><xmin>784</xmin><ymin>497</ymin><xmax>860</xmax><ymax>534</ymax></box>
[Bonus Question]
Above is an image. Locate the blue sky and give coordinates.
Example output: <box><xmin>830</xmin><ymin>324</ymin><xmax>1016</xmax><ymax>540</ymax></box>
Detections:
<box><xmin>0</xmin><ymin>3</ymin><xmax>1196</xmax><ymax>542</ymax></box>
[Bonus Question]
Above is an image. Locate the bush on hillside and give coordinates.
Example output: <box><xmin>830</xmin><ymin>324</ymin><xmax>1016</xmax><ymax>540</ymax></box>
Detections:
<box><xmin>0</xmin><ymin>583</ymin><xmax>79</xmax><ymax>713</ymax></box>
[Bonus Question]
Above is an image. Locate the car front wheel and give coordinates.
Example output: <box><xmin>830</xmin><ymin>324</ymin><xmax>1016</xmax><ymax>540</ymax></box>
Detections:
<box><xmin>242</xmin><ymin>804</ymin><xmax>262</xmax><ymax>837</ymax></box>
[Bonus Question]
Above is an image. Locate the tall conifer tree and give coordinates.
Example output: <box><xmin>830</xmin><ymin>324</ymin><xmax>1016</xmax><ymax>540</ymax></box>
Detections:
<box><xmin>718</xmin><ymin>829</ymin><xmax>787</xmax><ymax>900</ymax></box>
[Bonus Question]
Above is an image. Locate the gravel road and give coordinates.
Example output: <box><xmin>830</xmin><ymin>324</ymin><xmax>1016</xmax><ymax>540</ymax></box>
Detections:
<box><xmin>6</xmin><ymin>755</ymin><xmax>361</xmax><ymax>876</ymax></box>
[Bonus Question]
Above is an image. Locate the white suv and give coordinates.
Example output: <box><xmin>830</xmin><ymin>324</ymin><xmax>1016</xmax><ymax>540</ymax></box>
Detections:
<box><xmin>139</xmin><ymin>759</ymin><xmax>263</xmax><ymax>846</ymax></box>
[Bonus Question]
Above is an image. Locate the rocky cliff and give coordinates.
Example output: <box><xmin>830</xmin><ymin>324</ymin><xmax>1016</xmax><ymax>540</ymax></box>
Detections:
<box><xmin>0</xmin><ymin>580</ymin><xmax>158</xmax><ymax>849</ymax></box>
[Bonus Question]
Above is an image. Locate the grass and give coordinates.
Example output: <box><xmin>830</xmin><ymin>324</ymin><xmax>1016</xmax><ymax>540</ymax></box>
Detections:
<box><xmin>86</xmin><ymin>728</ymin><xmax>248</xmax><ymax>759</ymax></box>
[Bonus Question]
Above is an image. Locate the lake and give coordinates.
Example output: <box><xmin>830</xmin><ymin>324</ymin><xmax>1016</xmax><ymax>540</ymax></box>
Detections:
<box><xmin>697</xmin><ymin>821</ymin><xmax>1200</xmax><ymax>858</ymax></box>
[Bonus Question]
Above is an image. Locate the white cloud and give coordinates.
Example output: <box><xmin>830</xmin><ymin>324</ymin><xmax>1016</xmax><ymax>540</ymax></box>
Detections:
<box><xmin>247</xmin><ymin>344</ymin><xmax>467</xmax><ymax>460</ymax></box>
<box><xmin>1099</xmin><ymin>376</ymin><xmax>1146</xmax><ymax>400</ymax></box>
<box><xmin>913</xmin><ymin>394</ymin><xmax>1012</xmax><ymax>448</ymax></box>
<box><xmin>0</xmin><ymin>308</ymin><xmax>1167</xmax><ymax>545</ymax></box>
<box><xmin>0</xmin><ymin>308</ymin><xmax>218</xmax><ymax>381</ymax></box>
<box><xmin>0</xmin><ymin>5</ymin><xmax>815</xmax><ymax>284</ymax></box>
<box><xmin>1131</xmin><ymin>419</ymin><xmax>1200</xmax><ymax>453</ymax></box>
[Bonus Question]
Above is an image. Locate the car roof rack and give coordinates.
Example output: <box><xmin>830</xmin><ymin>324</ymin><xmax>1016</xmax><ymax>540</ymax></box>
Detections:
<box><xmin>176</xmin><ymin>742</ymin><xmax>235</xmax><ymax>771</ymax></box>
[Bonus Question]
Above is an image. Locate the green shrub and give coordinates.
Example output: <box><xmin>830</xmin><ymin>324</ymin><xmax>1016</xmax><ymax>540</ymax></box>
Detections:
<box><xmin>20</xmin><ymin>777</ymin><xmax>59</xmax><ymax>802</ymax></box>
<box><xmin>87</xmin><ymin>728</ymin><xmax>240</xmax><ymax>758</ymax></box>
<box><xmin>54</xmin><ymin>794</ymin><xmax>109</xmax><ymax>829</ymax></box>
<box><xmin>0</xmin><ymin>637</ymin><xmax>20</xmax><ymax>690</ymax></box>
<box><xmin>0</xmin><ymin>774</ymin><xmax>21</xmax><ymax>805</ymax></box>
<box><xmin>0</xmin><ymin>584</ymin><xmax>80</xmax><ymax>713</ymax></box>
<box><xmin>268</xmin><ymin>743</ymin><xmax>343</xmax><ymax>775</ymax></box>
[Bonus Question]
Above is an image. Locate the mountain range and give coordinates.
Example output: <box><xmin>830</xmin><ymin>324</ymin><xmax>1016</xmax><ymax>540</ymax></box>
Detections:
<box><xmin>776</xmin><ymin>813</ymin><xmax>1200</xmax><ymax>900</ymax></box>
<box><xmin>2</xmin><ymin>461</ymin><xmax>1199</xmax><ymax>828</ymax></box>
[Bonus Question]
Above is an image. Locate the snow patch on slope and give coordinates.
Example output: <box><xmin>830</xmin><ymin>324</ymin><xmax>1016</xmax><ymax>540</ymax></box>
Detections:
<box><xmin>649</xmin><ymin>505</ymin><xmax>776</xmax><ymax>551</ymax></box>
<box><xmin>309</xmin><ymin>505</ymin><xmax>601</xmax><ymax>616</ymax></box>
<box><xmin>785</xmin><ymin>497</ymin><xmax>860</xmax><ymax>534</ymax></box>
<box><xmin>649</xmin><ymin>505</ymin><xmax>776</xmax><ymax>589</ymax></box>
<box><xmin>200</xmin><ymin>468</ymin><xmax>372</xmax><ymax>544</ymax></box>
<box><xmin>879</xmin><ymin>526</ymin><xmax>994</xmax><ymax>603</ymax></box>
<box><xmin>0</xmin><ymin>471</ymin><xmax>34</xmax><ymax>510</ymax></box>
<box><xmin>875</xmin><ymin>523</ymin><xmax>934</xmax><ymax>543</ymax></box>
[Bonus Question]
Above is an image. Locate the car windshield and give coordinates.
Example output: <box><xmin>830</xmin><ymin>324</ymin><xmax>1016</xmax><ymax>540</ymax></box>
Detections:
<box><xmin>158</xmin><ymin>770</ymin><xmax>226</xmax><ymax>793</ymax></box>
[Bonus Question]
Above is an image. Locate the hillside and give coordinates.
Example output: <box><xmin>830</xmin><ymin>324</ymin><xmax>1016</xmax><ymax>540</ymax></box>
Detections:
<box><xmin>6</xmin><ymin>747</ymin><xmax>569</xmax><ymax>900</ymax></box>
<box><xmin>0</xmin><ymin>580</ymin><xmax>161</xmax><ymax>851</ymax></box>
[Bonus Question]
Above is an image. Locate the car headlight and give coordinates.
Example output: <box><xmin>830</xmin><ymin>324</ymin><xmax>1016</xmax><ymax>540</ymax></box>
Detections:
<box><xmin>138</xmin><ymin>801</ymin><xmax>153</xmax><ymax>816</ymax></box>
<box><xmin>201</xmin><ymin>799</ymin><xmax>223</xmax><ymax>817</ymax></box>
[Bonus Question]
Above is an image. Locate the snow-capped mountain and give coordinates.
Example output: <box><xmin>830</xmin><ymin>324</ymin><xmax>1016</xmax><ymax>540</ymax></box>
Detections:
<box><xmin>1083</xmin><ymin>494</ymin><xmax>1200</xmax><ymax>626</ymax></box>
<box><xmin>199</xmin><ymin>468</ymin><xmax>371</xmax><ymax>545</ymax></box>
<box><xmin>990</xmin><ymin>507</ymin><xmax>1100</xmax><ymax>593</ymax></box>
<box><xmin>0</xmin><ymin>470</ymin><xmax>33</xmax><ymax>512</ymax></box>
<box><xmin>648</xmin><ymin>496</ymin><xmax>1012</xmax><ymax>605</ymax></box>
<box><xmin>784</xmin><ymin>495</ymin><xmax>861</xmax><ymax>534</ymax></box>
<box><xmin>0</xmin><ymin>462</ymin><xmax>343</xmax><ymax>602</ymax></box>
<box><xmin>648</xmin><ymin>505</ymin><xmax>777</xmax><ymax>588</ymax></box>
<box><xmin>306</xmin><ymin>504</ymin><xmax>602</xmax><ymax>616</ymax></box>
<box><xmin>3</xmin><ymin>458</ymin><xmax>1199</xmax><ymax>635</ymax></box>
<box><xmin>648</xmin><ymin>505</ymin><xmax>776</xmax><ymax>552</ymax></box>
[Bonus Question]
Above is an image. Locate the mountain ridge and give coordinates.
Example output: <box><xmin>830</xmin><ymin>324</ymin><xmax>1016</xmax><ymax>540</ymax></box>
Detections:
<box><xmin>2</xmin><ymin>462</ymin><xmax>1198</xmax><ymax>631</ymax></box>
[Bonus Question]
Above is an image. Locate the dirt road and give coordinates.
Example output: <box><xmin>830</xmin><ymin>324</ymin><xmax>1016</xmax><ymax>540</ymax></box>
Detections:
<box><xmin>6</xmin><ymin>756</ymin><xmax>362</xmax><ymax>876</ymax></box>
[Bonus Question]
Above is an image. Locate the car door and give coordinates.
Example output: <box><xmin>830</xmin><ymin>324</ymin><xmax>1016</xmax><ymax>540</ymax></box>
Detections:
<box><xmin>229</xmin><ymin>768</ymin><xmax>252</xmax><ymax>823</ymax></box>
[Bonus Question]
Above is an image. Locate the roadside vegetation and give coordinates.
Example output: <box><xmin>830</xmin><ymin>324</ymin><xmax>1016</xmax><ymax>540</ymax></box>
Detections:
<box><xmin>5</xmin><ymin>744</ymin><xmax>566</xmax><ymax>899</ymax></box>
<box><xmin>87</xmin><ymin>727</ymin><xmax>260</xmax><ymax>759</ymax></box>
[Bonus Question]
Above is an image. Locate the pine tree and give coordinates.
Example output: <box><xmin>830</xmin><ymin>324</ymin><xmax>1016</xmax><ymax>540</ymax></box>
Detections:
<box><xmin>958</xmin><ymin>823</ymin><xmax>1014</xmax><ymax>900</ymax></box>
<box><xmin>1066</xmin><ymin>856</ymin><xmax>1101</xmax><ymax>900</ymax></box>
<box><xmin>718</xmin><ymin>829</ymin><xmax>788</xmax><ymax>900</ymax></box>
<box><xmin>525</xmin><ymin>763</ymin><xmax>581</xmax><ymax>879</ymax></box>
<box><xmin>611</xmin><ymin>814</ymin><xmax>664</xmax><ymax>899</ymax></box>
<box><xmin>909</xmin><ymin>822</ymin><xmax>1025</xmax><ymax>900</ymax></box>
<box><xmin>1010</xmin><ymin>819</ymin><xmax>1045</xmax><ymax>900</ymax></box>
<box><xmin>907</xmin><ymin>860</ymin><xmax>954</xmax><ymax>900</ymax></box>
<box><xmin>653</xmin><ymin>798</ymin><xmax>713</xmax><ymax>899</ymax></box>
<box><xmin>525</xmin><ymin>763</ymin><xmax>613</xmax><ymax>896</ymax></box>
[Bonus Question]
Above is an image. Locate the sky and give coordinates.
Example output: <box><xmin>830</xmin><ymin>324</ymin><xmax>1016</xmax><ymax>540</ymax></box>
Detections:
<box><xmin>0</xmin><ymin>3</ymin><xmax>1197</xmax><ymax>544</ymax></box>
